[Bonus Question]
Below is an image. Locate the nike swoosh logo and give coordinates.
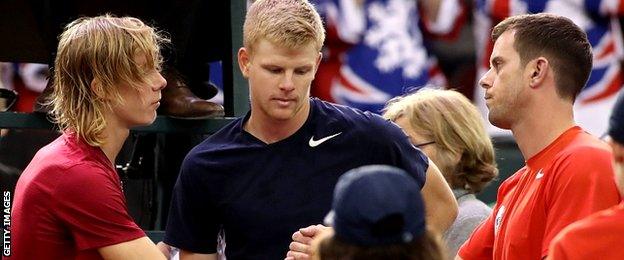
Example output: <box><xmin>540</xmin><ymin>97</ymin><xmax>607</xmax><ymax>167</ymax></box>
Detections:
<box><xmin>309</xmin><ymin>132</ymin><xmax>342</xmax><ymax>147</ymax></box>
<box><xmin>536</xmin><ymin>169</ymin><xmax>544</xmax><ymax>179</ymax></box>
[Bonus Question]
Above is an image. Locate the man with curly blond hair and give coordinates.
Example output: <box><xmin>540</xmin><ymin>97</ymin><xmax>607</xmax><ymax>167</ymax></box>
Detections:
<box><xmin>10</xmin><ymin>15</ymin><xmax>168</xmax><ymax>259</ymax></box>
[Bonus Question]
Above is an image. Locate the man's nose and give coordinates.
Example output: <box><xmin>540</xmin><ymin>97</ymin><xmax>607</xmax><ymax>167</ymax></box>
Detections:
<box><xmin>279</xmin><ymin>73</ymin><xmax>295</xmax><ymax>91</ymax></box>
<box><xmin>479</xmin><ymin>69</ymin><xmax>493</xmax><ymax>89</ymax></box>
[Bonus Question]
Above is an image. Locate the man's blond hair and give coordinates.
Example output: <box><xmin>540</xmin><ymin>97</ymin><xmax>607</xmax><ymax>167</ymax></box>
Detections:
<box><xmin>244</xmin><ymin>0</ymin><xmax>325</xmax><ymax>52</ymax></box>
<box><xmin>50</xmin><ymin>14</ymin><xmax>168</xmax><ymax>147</ymax></box>
<box><xmin>383</xmin><ymin>89</ymin><xmax>498</xmax><ymax>193</ymax></box>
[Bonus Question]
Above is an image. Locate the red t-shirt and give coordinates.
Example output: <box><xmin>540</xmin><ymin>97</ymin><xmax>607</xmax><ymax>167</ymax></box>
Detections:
<box><xmin>459</xmin><ymin>126</ymin><xmax>621</xmax><ymax>260</ymax></box>
<box><xmin>7</xmin><ymin>133</ymin><xmax>145</xmax><ymax>259</ymax></box>
<box><xmin>548</xmin><ymin>203</ymin><xmax>624</xmax><ymax>260</ymax></box>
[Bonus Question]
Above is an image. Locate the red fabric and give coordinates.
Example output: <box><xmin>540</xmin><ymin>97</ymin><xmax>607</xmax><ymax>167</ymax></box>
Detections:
<box><xmin>548</xmin><ymin>203</ymin><xmax>624</xmax><ymax>260</ymax></box>
<box><xmin>11</xmin><ymin>75</ymin><xmax>38</xmax><ymax>113</ymax></box>
<box><xmin>459</xmin><ymin>126</ymin><xmax>621</xmax><ymax>260</ymax></box>
<box><xmin>7</xmin><ymin>133</ymin><xmax>145</xmax><ymax>260</ymax></box>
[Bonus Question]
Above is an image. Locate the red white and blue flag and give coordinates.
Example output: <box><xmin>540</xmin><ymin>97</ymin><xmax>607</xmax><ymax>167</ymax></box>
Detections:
<box><xmin>311</xmin><ymin>0</ymin><xmax>464</xmax><ymax>113</ymax></box>
<box><xmin>473</xmin><ymin>0</ymin><xmax>624</xmax><ymax>136</ymax></box>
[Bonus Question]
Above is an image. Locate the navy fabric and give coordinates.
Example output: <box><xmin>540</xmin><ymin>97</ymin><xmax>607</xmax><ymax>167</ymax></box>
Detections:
<box><xmin>325</xmin><ymin>165</ymin><xmax>426</xmax><ymax>246</ymax></box>
<box><xmin>609</xmin><ymin>90</ymin><xmax>624</xmax><ymax>144</ymax></box>
<box><xmin>164</xmin><ymin>98</ymin><xmax>429</xmax><ymax>259</ymax></box>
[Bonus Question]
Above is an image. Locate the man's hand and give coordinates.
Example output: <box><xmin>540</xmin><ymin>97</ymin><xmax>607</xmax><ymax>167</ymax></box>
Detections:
<box><xmin>422</xmin><ymin>160</ymin><xmax>458</xmax><ymax>234</ymax></box>
<box><xmin>285</xmin><ymin>224</ymin><xmax>330</xmax><ymax>260</ymax></box>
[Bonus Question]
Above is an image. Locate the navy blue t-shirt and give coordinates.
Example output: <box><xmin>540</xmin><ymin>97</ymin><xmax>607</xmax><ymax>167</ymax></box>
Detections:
<box><xmin>164</xmin><ymin>98</ymin><xmax>428</xmax><ymax>259</ymax></box>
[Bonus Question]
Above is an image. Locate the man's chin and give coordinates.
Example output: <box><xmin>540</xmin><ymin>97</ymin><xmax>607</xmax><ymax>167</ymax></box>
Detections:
<box><xmin>488</xmin><ymin>114</ymin><xmax>512</xmax><ymax>130</ymax></box>
<box><xmin>267</xmin><ymin>112</ymin><xmax>296</xmax><ymax>122</ymax></box>
<box><xmin>134</xmin><ymin>114</ymin><xmax>157</xmax><ymax>127</ymax></box>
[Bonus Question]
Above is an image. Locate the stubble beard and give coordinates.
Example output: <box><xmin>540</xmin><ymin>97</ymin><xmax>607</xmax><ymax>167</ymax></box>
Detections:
<box><xmin>488</xmin><ymin>107</ymin><xmax>513</xmax><ymax>130</ymax></box>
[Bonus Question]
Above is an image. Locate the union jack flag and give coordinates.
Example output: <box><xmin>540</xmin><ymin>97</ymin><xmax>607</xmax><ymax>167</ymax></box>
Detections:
<box><xmin>311</xmin><ymin>0</ymin><xmax>464</xmax><ymax>113</ymax></box>
<box><xmin>473</xmin><ymin>0</ymin><xmax>624</xmax><ymax>136</ymax></box>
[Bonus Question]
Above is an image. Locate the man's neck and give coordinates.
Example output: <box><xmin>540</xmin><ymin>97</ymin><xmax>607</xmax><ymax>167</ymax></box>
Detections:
<box><xmin>245</xmin><ymin>105</ymin><xmax>310</xmax><ymax>144</ymax></box>
<box><xmin>511</xmin><ymin>105</ymin><xmax>575</xmax><ymax>160</ymax></box>
<box><xmin>99</xmin><ymin>116</ymin><xmax>130</xmax><ymax>165</ymax></box>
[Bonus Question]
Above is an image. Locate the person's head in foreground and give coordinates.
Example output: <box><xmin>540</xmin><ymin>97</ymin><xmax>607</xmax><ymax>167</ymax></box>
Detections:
<box><xmin>312</xmin><ymin>165</ymin><xmax>445</xmax><ymax>260</ymax></box>
<box><xmin>383</xmin><ymin>89</ymin><xmax>498</xmax><ymax>194</ymax></box>
<box><xmin>51</xmin><ymin>14</ymin><xmax>168</xmax><ymax>146</ymax></box>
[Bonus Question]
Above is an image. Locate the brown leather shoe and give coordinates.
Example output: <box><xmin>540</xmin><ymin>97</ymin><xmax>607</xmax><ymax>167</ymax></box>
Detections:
<box><xmin>159</xmin><ymin>70</ymin><xmax>224</xmax><ymax>119</ymax></box>
<box><xmin>192</xmin><ymin>80</ymin><xmax>219</xmax><ymax>100</ymax></box>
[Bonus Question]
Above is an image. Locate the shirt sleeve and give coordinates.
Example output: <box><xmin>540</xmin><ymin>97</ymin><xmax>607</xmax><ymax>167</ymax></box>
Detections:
<box><xmin>541</xmin><ymin>146</ymin><xmax>620</xmax><ymax>257</ymax></box>
<box><xmin>164</xmin><ymin>155</ymin><xmax>220</xmax><ymax>254</ymax></box>
<box><xmin>53</xmin><ymin>163</ymin><xmax>145</xmax><ymax>250</ymax></box>
<box><xmin>548</xmin><ymin>229</ymin><xmax>575</xmax><ymax>260</ymax></box>
<box><xmin>374</xmin><ymin>116</ymin><xmax>429</xmax><ymax>188</ymax></box>
<box><xmin>457</xmin><ymin>209</ymin><xmax>495</xmax><ymax>260</ymax></box>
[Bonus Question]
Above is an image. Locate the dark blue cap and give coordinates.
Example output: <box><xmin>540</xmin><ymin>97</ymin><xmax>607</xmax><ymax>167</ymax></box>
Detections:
<box><xmin>324</xmin><ymin>165</ymin><xmax>426</xmax><ymax>246</ymax></box>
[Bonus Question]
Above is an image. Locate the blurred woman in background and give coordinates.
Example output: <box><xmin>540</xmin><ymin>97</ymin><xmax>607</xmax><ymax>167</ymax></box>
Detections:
<box><xmin>383</xmin><ymin>88</ymin><xmax>498</xmax><ymax>257</ymax></box>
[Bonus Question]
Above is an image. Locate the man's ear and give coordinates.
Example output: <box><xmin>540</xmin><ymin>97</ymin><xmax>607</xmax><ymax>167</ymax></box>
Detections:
<box><xmin>90</xmin><ymin>78</ymin><xmax>106</xmax><ymax>100</ymax></box>
<box><xmin>238</xmin><ymin>47</ymin><xmax>251</xmax><ymax>78</ymax></box>
<box><xmin>528</xmin><ymin>57</ymin><xmax>549</xmax><ymax>88</ymax></box>
<box><xmin>315</xmin><ymin>52</ymin><xmax>323</xmax><ymax>71</ymax></box>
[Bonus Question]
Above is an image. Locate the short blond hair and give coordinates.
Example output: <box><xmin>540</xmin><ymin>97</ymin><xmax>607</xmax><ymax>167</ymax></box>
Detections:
<box><xmin>383</xmin><ymin>89</ymin><xmax>498</xmax><ymax>193</ymax></box>
<box><xmin>244</xmin><ymin>0</ymin><xmax>325</xmax><ymax>52</ymax></box>
<box><xmin>50</xmin><ymin>14</ymin><xmax>168</xmax><ymax>147</ymax></box>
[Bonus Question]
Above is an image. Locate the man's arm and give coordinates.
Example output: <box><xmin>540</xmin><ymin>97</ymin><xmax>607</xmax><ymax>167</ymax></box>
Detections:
<box><xmin>421</xmin><ymin>159</ymin><xmax>458</xmax><ymax>235</ymax></box>
<box><xmin>164</xmin><ymin>158</ymin><xmax>221</xmax><ymax>257</ymax></box>
<box><xmin>179</xmin><ymin>250</ymin><xmax>217</xmax><ymax>260</ymax></box>
<box><xmin>419</xmin><ymin>0</ymin><xmax>464</xmax><ymax>35</ymax></box>
<box><xmin>419</xmin><ymin>0</ymin><xmax>443</xmax><ymax>23</ymax></box>
<box><xmin>98</xmin><ymin>237</ymin><xmax>166</xmax><ymax>260</ymax></box>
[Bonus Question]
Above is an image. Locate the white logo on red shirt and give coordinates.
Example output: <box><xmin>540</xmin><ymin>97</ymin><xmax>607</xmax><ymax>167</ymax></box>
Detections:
<box><xmin>536</xmin><ymin>169</ymin><xmax>544</xmax><ymax>179</ymax></box>
<box><xmin>494</xmin><ymin>205</ymin><xmax>505</xmax><ymax>237</ymax></box>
